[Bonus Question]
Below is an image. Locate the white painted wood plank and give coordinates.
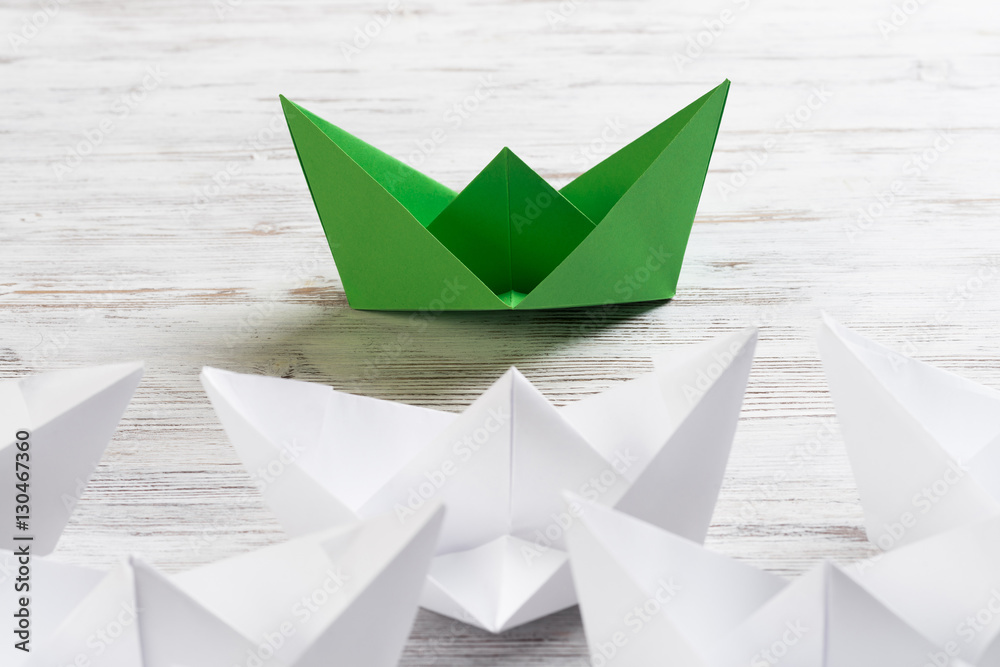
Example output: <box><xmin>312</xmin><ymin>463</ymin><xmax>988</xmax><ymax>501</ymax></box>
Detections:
<box><xmin>2</xmin><ymin>0</ymin><xmax>999</xmax><ymax>662</ymax></box>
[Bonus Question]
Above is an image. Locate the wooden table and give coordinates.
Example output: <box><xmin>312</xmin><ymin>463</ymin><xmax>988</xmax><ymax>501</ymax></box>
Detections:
<box><xmin>3</xmin><ymin>0</ymin><xmax>999</xmax><ymax>662</ymax></box>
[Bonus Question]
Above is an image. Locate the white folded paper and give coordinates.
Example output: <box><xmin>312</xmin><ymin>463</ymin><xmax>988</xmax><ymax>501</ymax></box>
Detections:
<box><xmin>563</xmin><ymin>493</ymin><xmax>785</xmax><ymax>666</ymax></box>
<box><xmin>818</xmin><ymin>314</ymin><xmax>1000</xmax><ymax>549</ymax></box>
<box><xmin>712</xmin><ymin>560</ymin><xmax>975</xmax><ymax>667</ymax></box>
<box><xmin>0</xmin><ymin>552</ymin><xmax>105</xmax><ymax>665</ymax></box>
<box><xmin>853</xmin><ymin>515</ymin><xmax>1000</xmax><ymax>665</ymax></box>
<box><xmin>5</xmin><ymin>504</ymin><xmax>443</xmax><ymax>667</ymax></box>
<box><xmin>201</xmin><ymin>328</ymin><xmax>757</xmax><ymax>632</ymax></box>
<box><xmin>1</xmin><ymin>362</ymin><xmax>144</xmax><ymax>555</ymax></box>
<box><xmin>565</xmin><ymin>495</ymin><xmax>974</xmax><ymax>667</ymax></box>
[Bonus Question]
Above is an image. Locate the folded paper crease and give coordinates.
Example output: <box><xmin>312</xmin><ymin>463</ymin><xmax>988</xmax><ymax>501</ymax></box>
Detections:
<box><xmin>818</xmin><ymin>314</ymin><xmax>1000</xmax><ymax>548</ymax></box>
<box><xmin>7</xmin><ymin>506</ymin><xmax>444</xmax><ymax>667</ymax></box>
<box><xmin>565</xmin><ymin>497</ymin><xmax>978</xmax><ymax>667</ymax></box>
<box><xmin>280</xmin><ymin>80</ymin><xmax>730</xmax><ymax>310</ymax></box>
<box><xmin>201</xmin><ymin>328</ymin><xmax>757</xmax><ymax>632</ymax></box>
<box><xmin>1</xmin><ymin>362</ymin><xmax>144</xmax><ymax>555</ymax></box>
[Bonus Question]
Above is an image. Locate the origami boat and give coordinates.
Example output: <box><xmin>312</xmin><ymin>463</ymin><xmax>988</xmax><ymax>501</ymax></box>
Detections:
<box><xmin>4</xmin><ymin>507</ymin><xmax>443</xmax><ymax>667</ymax></box>
<box><xmin>280</xmin><ymin>80</ymin><xmax>730</xmax><ymax>310</ymax></box>
<box><xmin>565</xmin><ymin>496</ymin><xmax>979</xmax><ymax>667</ymax></box>
<box><xmin>853</xmin><ymin>515</ymin><xmax>1000</xmax><ymax>664</ymax></box>
<box><xmin>0</xmin><ymin>362</ymin><xmax>144</xmax><ymax>555</ymax></box>
<box><xmin>201</xmin><ymin>328</ymin><xmax>757</xmax><ymax>632</ymax></box>
<box><xmin>818</xmin><ymin>314</ymin><xmax>1000</xmax><ymax>548</ymax></box>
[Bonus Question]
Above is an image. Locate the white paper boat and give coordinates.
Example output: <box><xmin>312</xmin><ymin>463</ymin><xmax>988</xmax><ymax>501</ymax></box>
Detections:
<box><xmin>711</xmin><ymin>560</ymin><xmax>973</xmax><ymax>667</ymax></box>
<box><xmin>201</xmin><ymin>328</ymin><xmax>758</xmax><ymax>632</ymax></box>
<box><xmin>565</xmin><ymin>495</ymin><xmax>975</xmax><ymax>666</ymax></box>
<box><xmin>4</xmin><ymin>505</ymin><xmax>443</xmax><ymax>666</ymax></box>
<box><xmin>818</xmin><ymin>314</ymin><xmax>1000</xmax><ymax>549</ymax></box>
<box><xmin>853</xmin><ymin>515</ymin><xmax>1000</xmax><ymax>666</ymax></box>
<box><xmin>0</xmin><ymin>552</ymin><xmax>105</xmax><ymax>665</ymax></box>
<box><xmin>0</xmin><ymin>362</ymin><xmax>144</xmax><ymax>555</ymax></box>
<box><xmin>563</xmin><ymin>492</ymin><xmax>784</xmax><ymax>665</ymax></box>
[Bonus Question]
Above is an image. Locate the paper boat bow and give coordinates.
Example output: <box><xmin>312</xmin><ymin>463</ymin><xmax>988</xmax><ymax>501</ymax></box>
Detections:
<box><xmin>818</xmin><ymin>314</ymin><xmax>1000</xmax><ymax>549</ymax></box>
<box><xmin>853</xmin><ymin>516</ymin><xmax>1000</xmax><ymax>665</ymax></box>
<box><xmin>201</xmin><ymin>328</ymin><xmax>756</xmax><ymax>632</ymax></box>
<box><xmin>3</xmin><ymin>506</ymin><xmax>443</xmax><ymax>667</ymax></box>
<box><xmin>280</xmin><ymin>80</ymin><xmax>729</xmax><ymax>310</ymax></box>
<box><xmin>1</xmin><ymin>362</ymin><xmax>143</xmax><ymax>555</ymax></box>
<box><xmin>565</xmin><ymin>496</ymin><xmax>976</xmax><ymax>667</ymax></box>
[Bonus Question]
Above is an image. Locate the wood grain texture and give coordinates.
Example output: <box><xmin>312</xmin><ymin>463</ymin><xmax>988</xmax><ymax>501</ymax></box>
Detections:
<box><xmin>2</xmin><ymin>0</ymin><xmax>999</xmax><ymax>662</ymax></box>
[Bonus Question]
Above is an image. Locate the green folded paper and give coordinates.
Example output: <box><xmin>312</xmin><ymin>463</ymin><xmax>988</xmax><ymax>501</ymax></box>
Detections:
<box><xmin>280</xmin><ymin>80</ymin><xmax>729</xmax><ymax>310</ymax></box>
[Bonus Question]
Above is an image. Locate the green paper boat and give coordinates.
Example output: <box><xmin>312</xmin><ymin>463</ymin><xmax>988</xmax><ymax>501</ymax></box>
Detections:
<box><xmin>280</xmin><ymin>80</ymin><xmax>729</xmax><ymax>310</ymax></box>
